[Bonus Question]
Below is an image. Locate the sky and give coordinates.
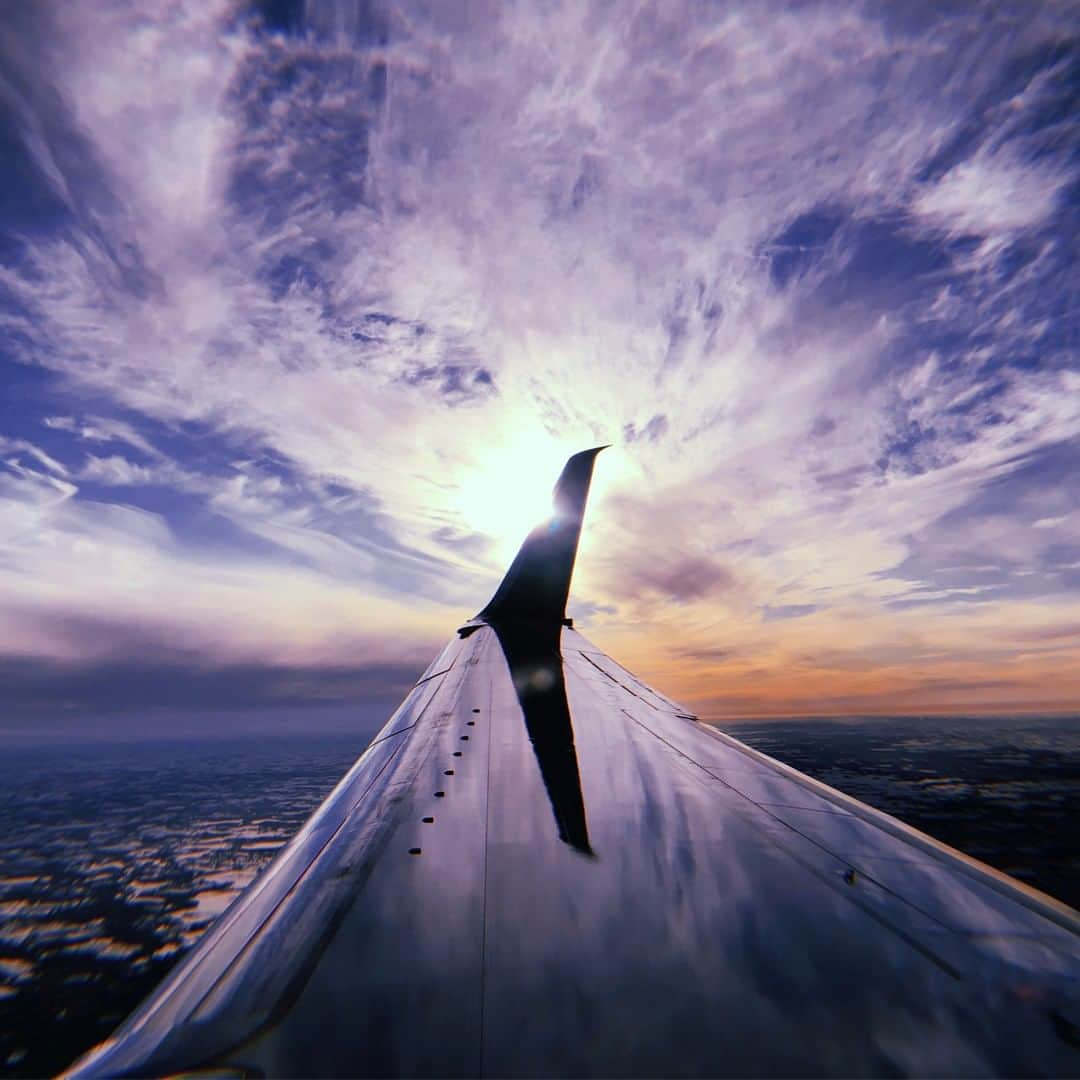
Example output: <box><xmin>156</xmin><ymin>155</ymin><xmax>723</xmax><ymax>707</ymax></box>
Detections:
<box><xmin>0</xmin><ymin>0</ymin><xmax>1078</xmax><ymax>735</ymax></box>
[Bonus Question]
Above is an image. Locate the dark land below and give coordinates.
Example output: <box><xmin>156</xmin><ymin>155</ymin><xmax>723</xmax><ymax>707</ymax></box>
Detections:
<box><xmin>0</xmin><ymin>713</ymin><xmax>1076</xmax><ymax>1077</ymax></box>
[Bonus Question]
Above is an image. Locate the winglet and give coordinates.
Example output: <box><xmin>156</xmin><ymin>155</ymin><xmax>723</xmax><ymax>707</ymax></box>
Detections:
<box><xmin>477</xmin><ymin>447</ymin><xmax>607</xmax><ymax>635</ymax></box>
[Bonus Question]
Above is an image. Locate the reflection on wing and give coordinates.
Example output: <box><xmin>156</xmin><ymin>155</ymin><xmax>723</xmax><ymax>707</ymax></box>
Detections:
<box><xmin>492</xmin><ymin>620</ymin><xmax>593</xmax><ymax>856</ymax></box>
<box><xmin>66</xmin><ymin>451</ymin><xmax>1080</xmax><ymax>1079</ymax></box>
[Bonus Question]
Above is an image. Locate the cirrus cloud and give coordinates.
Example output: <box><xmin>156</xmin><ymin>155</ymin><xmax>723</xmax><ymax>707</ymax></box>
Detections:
<box><xmin>0</xmin><ymin>0</ymin><xmax>1077</xmax><ymax>726</ymax></box>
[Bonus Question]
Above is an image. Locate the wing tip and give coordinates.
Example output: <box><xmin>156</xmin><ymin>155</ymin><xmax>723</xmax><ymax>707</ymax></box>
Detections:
<box><xmin>478</xmin><ymin>447</ymin><xmax>606</xmax><ymax>631</ymax></box>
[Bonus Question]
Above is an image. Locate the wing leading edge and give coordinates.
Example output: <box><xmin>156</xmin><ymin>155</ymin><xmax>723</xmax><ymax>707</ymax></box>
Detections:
<box><xmin>67</xmin><ymin>451</ymin><xmax>1080</xmax><ymax>1078</ymax></box>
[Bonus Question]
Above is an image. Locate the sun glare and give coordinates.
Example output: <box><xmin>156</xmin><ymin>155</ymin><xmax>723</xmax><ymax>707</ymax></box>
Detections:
<box><xmin>453</xmin><ymin>429</ymin><xmax>633</xmax><ymax>567</ymax></box>
<box><xmin>456</xmin><ymin>437</ymin><xmax>565</xmax><ymax>563</ymax></box>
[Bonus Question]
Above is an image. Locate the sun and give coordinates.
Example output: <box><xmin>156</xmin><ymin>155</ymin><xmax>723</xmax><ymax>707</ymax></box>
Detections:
<box><xmin>455</xmin><ymin>434</ymin><xmax>573</xmax><ymax>563</ymax></box>
<box><xmin>453</xmin><ymin>429</ymin><xmax>630</xmax><ymax>567</ymax></box>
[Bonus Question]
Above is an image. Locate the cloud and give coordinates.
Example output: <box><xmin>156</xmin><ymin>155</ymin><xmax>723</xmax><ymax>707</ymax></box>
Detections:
<box><xmin>762</xmin><ymin>604</ymin><xmax>819</xmax><ymax>622</ymax></box>
<box><xmin>0</xmin><ymin>434</ymin><xmax>69</xmax><ymax>476</ymax></box>
<box><xmin>0</xmin><ymin>1</ymin><xmax>1076</xmax><ymax>723</ymax></box>
<box><xmin>634</xmin><ymin>554</ymin><xmax>737</xmax><ymax>605</ymax></box>
<box><xmin>624</xmin><ymin>414</ymin><xmax>669</xmax><ymax>445</ymax></box>
<box><xmin>912</xmin><ymin>150</ymin><xmax>1067</xmax><ymax>237</ymax></box>
<box><xmin>80</xmin><ymin>454</ymin><xmax>194</xmax><ymax>488</ymax></box>
<box><xmin>670</xmin><ymin>645</ymin><xmax>738</xmax><ymax>664</ymax></box>
<box><xmin>44</xmin><ymin>415</ymin><xmax>163</xmax><ymax>459</ymax></box>
<box><xmin>0</xmin><ymin>648</ymin><xmax>419</xmax><ymax>719</ymax></box>
<box><xmin>0</xmin><ymin>464</ymin><xmax>453</xmax><ymax>688</ymax></box>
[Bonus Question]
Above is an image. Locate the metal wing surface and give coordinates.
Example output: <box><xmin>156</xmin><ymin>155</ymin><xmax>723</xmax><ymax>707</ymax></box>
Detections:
<box><xmin>67</xmin><ymin>450</ymin><xmax>1080</xmax><ymax>1078</ymax></box>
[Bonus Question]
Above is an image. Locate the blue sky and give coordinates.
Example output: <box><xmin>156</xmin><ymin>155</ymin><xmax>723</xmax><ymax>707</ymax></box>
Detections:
<box><xmin>0</xmin><ymin>0</ymin><xmax>1077</xmax><ymax>732</ymax></box>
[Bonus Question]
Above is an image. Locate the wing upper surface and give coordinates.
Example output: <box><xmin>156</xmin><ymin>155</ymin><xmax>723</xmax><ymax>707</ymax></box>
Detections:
<box><xmin>67</xmin><ymin>625</ymin><xmax>1080</xmax><ymax>1078</ymax></box>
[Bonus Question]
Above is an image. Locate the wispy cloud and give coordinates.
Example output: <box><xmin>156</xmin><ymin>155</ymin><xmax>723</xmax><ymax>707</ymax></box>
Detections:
<box><xmin>45</xmin><ymin>415</ymin><xmax>164</xmax><ymax>459</ymax></box>
<box><xmin>913</xmin><ymin>150</ymin><xmax>1067</xmax><ymax>237</ymax></box>
<box><xmin>0</xmin><ymin>434</ymin><xmax>69</xmax><ymax>476</ymax></box>
<box><xmin>0</xmin><ymin>0</ymin><xmax>1076</xmax><ymax>725</ymax></box>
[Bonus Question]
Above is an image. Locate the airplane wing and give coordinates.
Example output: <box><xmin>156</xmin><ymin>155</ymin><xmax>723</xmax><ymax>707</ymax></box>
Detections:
<box><xmin>66</xmin><ymin>449</ymin><xmax>1080</xmax><ymax>1078</ymax></box>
